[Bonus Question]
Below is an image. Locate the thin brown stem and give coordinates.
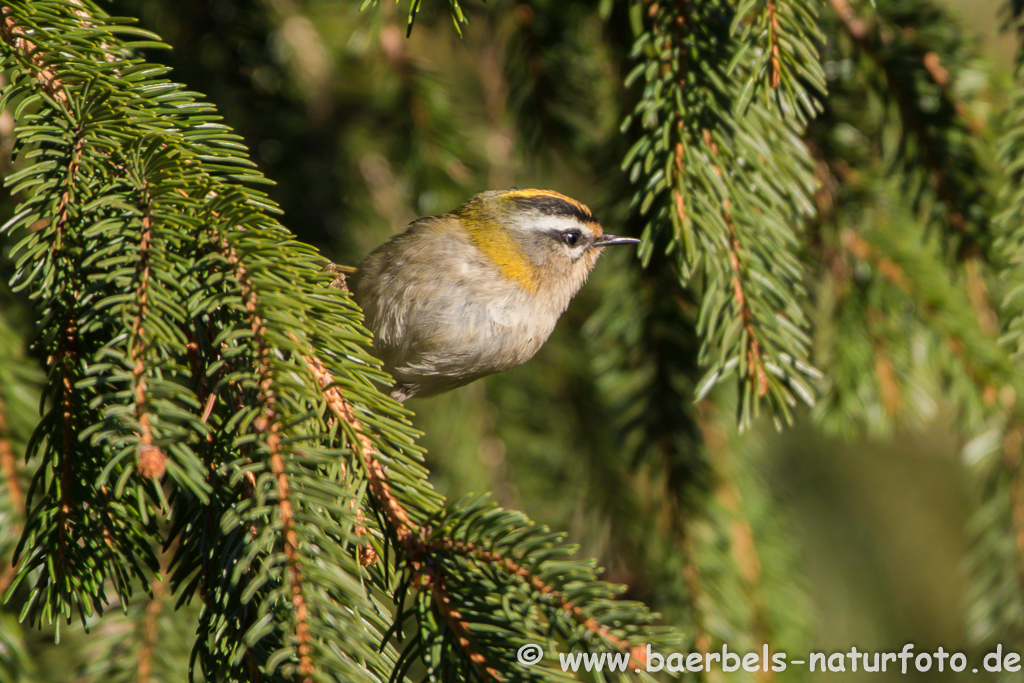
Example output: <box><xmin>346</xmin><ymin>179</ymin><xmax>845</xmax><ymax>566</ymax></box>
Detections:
<box><xmin>0</xmin><ymin>393</ymin><xmax>23</xmax><ymax>595</ymax></box>
<box><xmin>704</xmin><ymin>127</ymin><xmax>768</xmax><ymax>396</ymax></box>
<box><xmin>131</xmin><ymin>182</ymin><xmax>167</xmax><ymax>479</ymax></box>
<box><xmin>221</xmin><ymin>237</ymin><xmax>313</xmax><ymax>680</ymax></box>
<box><xmin>655</xmin><ymin>0</ymin><xmax>769</xmax><ymax>397</ymax></box>
<box><xmin>0</xmin><ymin>399</ymin><xmax>23</xmax><ymax>518</ymax></box>
<box><xmin>424</xmin><ymin>567</ymin><xmax>500</xmax><ymax>680</ymax></box>
<box><xmin>0</xmin><ymin>8</ymin><xmax>68</xmax><ymax>103</ymax></box>
<box><xmin>431</xmin><ymin>536</ymin><xmax>649</xmax><ymax>670</ymax></box>
<box><xmin>296</xmin><ymin>344</ymin><xmax>416</xmax><ymax>546</ymax></box>
<box><xmin>269</xmin><ymin>424</ymin><xmax>313</xmax><ymax>681</ymax></box>
<box><xmin>767</xmin><ymin>0</ymin><xmax>781</xmax><ymax>89</ymax></box>
<box><xmin>828</xmin><ymin>0</ymin><xmax>974</xmax><ymax>238</ymax></box>
<box><xmin>841</xmin><ymin>230</ymin><xmax>997</xmax><ymax>399</ymax></box>
<box><xmin>136</xmin><ymin>574</ymin><xmax>166</xmax><ymax>683</ymax></box>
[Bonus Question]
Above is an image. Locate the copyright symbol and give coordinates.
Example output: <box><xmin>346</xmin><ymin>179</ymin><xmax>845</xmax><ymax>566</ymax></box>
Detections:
<box><xmin>517</xmin><ymin>643</ymin><xmax>543</xmax><ymax>666</ymax></box>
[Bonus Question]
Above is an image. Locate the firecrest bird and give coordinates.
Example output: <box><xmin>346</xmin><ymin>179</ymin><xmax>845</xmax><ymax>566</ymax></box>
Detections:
<box><xmin>339</xmin><ymin>189</ymin><xmax>640</xmax><ymax>401</ymax></box>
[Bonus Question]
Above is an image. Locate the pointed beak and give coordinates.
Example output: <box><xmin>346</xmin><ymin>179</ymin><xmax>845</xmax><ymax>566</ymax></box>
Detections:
<box><xmin>594</xmin><ymin>233</ymin><xmax>641</xmax><ymax>247</ymax></box>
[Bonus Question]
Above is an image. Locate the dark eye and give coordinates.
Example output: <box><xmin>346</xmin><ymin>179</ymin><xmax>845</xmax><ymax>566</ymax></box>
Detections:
<box><xmin>563</xmin><ymin>231</ymin><xmax>581</xmax><ymax>247</ymax></box>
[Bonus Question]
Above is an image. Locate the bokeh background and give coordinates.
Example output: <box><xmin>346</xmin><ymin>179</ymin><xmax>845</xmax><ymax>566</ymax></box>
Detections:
<box><xmin>3</xmin><ymin>0</ymin><xmax>1024</xmax><ymax>680</ymax></box>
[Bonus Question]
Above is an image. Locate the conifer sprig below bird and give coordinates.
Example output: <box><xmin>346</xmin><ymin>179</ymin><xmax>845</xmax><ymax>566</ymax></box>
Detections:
<box><xmin>345</xmin><ymin>189</ymin><xmax>640</xmax><ymax>400</ymax></box>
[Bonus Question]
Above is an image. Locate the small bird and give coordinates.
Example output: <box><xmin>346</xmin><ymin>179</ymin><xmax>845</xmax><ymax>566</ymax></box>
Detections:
<box><xmin>346</xmin><ymin>189</ymin><xmax>640</xmax><ymax>401</ymax></box>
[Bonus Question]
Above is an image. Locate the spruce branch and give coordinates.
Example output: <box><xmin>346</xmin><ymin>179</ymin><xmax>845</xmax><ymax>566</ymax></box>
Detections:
<box><xmin>732</xmin><ymin>0</ymin><xmax>827</xmax><ymax>119</ymax></box>
<box><xmin>825</xmin><ymin>0</ymin><xmax>993</xmax><ymax>258</ymax></box>
<box><xmin>301</xmin><ymin>342</ymin><xmax>665</xmax><ymax>679</ymax></box>
<box><xmin>624</xmin><ymin>0</ymin><xmax>822</xmax><ymax>429</ymax></box>
<box><xmin>0</xmin><ymin>9</ymin><xmax>67</xmax><ymax>105</ymax></box>
<box><xmin>840</xmin><ymin>228</ymin><xmax>1009</xmax><ymax>400</ymax></box>
<box><xmin>213</xmin><ymin>235</ymin><xmax>315</xmax><ymax>678</ymax></box>
<box><xmin>296</xmin><ymin>341</ymin><xmax>418</xmax><ymax>548</ymax></box>
<box><xmin>0</xmin><ymin>2</ymin><xmax>765</xmax><ymax>680</ymax></box>
<box><xmin>429</xmin><ymin>536</ymin><xmax>650</xmax><ymax>670</ymax></box>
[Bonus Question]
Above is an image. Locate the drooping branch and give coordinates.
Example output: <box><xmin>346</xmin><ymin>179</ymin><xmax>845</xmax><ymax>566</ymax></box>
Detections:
<box><xmin>706</xmin><ymin>129</ymin><xmax>769</xmax><ymax>397</ymax></box>
<box><xmin>827</xmin><ymin>0</ymin><xmax>984</xmax><ymax>251</ymax></box>
<box><xmin>298</xmin><ymin>342</ymin><xmax>651</xmax><ymax>672</ymax></box>
<box><xmin>221</xmin><ymin>236</ymin><xmax>314</xmax><ymax>680</ymax></box>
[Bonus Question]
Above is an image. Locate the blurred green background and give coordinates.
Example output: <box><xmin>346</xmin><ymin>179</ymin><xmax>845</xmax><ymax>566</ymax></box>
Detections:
<box><xmin>3</xmin><ymin>0</ymin><xmax>1023</xmax><ymax>680</ymax></box>
<box><xmin>83</xmin><ymin>0</ymin><xmax>1007</xmax><ymax>676</ymax></box>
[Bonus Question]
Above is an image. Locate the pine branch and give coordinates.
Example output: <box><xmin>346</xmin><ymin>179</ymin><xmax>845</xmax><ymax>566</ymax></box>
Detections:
<box><xmin>824</xmin><ymin>0</ymin><xmax>993</xmax><ymax>259</ymax></box>
<box><xmin>0</xmin><ymin>2</ymin><xmax>822</xmax><ymax>680</ymax></box>
<box><xmin>732</xmin><ymin>0</ymin><xmax>827</xmax><ymax>120</ymax></box>
<box><xmin>623</xmin><ymin>0</ymin><xmax>822</xmax><ymax>429</ymax></box>
<box><xmin>303</xmin><ymin>341</ymin><xmax>672</xmax><ymax>680</ymax></box>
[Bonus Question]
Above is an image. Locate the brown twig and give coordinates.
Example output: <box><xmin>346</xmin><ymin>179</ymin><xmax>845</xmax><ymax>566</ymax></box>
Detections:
<box><xmin>295</xmin><ymin>344</ymin><xmax>416</xmax><ymax>546</ymax></box>
<box><xmin>767</xmin><ymin>0</ymin><xmax>781</xmax><ymax>89</ymax></box>
<box><xmin>131</xmin><ymin>182</ymin><xmax>168</xmax><ymax>479</ymax></box>
<box><xmin>423</xmin><ymin>567</ymin><xmax>501</xmax><ymax>680</ymax></box>
<box><xmin>0</xmin><ymin>399</ymin><xmax>23</xmax><ymax>518</ymax></box>
<box><xmin>841</xmin><ymin>230</ymin><xmax>1003</xmax><ymax>409</ymax></box>
<box><xmin>1</xmin><ymin>2</ymin><xmax>91</xmax><ymax>589</ymax></box>
<box><xmin>136</xmin><ymin>573</ymin><xmax>166</xmax><ymax>683</ymax></box>
<box><xmin>654</xmin><ymin>0</ymin><xmax>770</xmax><ymax>397</ymax></box>
<box><xmin>432</xmin><ymin>537</ymin><xmax>649</xmax><ymax>670</ymax></box>
<box><xmin>0</xmin><ymin>393</ymin><xmax>24</xmax><ymax>595</ymax></box>
<box><xmin>872</xmin><ymin>334</ymin><xmax>902</xmax><ymax>417</ymax></box>
<box><xmin>703</xmin><ymin>128</ymin><xmax>769</xmax><ymax>396</ymax></box>
<box><xmin>667</xmin><ymin>4</ymin><xmax>688</xmax><ymax>229</ymax></box>
<box><xmin>0</xmin><ymin>8</ymin><xmax>68</xmax><ymax>103</ymax></box>
<box><xmin>297</xmin><ymin>347</ymin><xmax>505</xmax><ymax>677</ymax></box>
<box><xmin>221</xmin><ymin>236</ymin><xmax>314</xmax><ymax>681</ymax></box>
<box><xmin>269</xmin><ymin>424</ymin><xmax>314</xmax><ymax>680</ymax></box>
<box><xmin>922</xmin><ymin>51</ymin><xmax>983</xmax><ymax>134</ymax></box>
<box><xmin>828</xmin><ymin>0</ymin><xmax>974</xmax><ymax>237</ymax></box>
<box><xmin>49</xmin><ymin>142</ymin><xmax>85</xmax><ymax>582</ymax></box>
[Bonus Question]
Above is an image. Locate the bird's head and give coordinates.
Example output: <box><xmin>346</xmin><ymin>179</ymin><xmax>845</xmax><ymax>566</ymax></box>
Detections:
<box><xmin>453</xmin><ymin>189</ymin><xmax>639</xmax><ymax>304</ymax></box>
